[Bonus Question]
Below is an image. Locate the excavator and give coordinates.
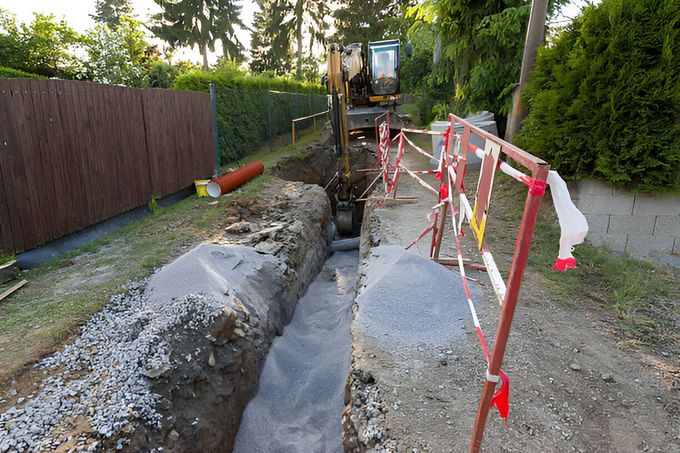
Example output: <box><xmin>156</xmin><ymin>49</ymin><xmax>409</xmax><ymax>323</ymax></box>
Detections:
<box><xmin>324</xmin><ymin>39</ymin><xmax>407</xmax><ymax>235</ymax></box>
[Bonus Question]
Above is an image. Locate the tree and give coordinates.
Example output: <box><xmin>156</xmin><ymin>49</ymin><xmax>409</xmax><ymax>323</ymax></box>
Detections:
<box><xmin>291</xmin><ymin>0</ymin><xmax>327</xmax><ymax>80</ymax></box>
<box><xmin>333</xmin><ymin>0</ymin><xmax>407</xmax><ymax>45</ymax></box>
<box><xmin>0</xmin><ymin>9</ymin><xmax>23</xmax><ymax>70</ymax></box>
<box><xmin>91</xmin><ymin>0</ymin><xmax>132</xmax><ymax>29</ymax></box>
<box><xmin>3</xmin><ymin>12</ymin><xmax>81</xmax><ymax>78</ymax></box>
<box><xmin>515</xmin><ymin>0</ymin><xmax>680</xmax><ymax>193</ymax></box>
<box><xmin>83</xmin><ymin>20</ymin><xmax>148</xmax><ymax>87</ymax></box>
<box><xmin>407</xmin><ymin>0</ymin><xmax>569</xmax><ymax>129</ymax></box>
<box><xmin>150</xmin><ymin>0</ymin><xmax>244</xmax><ymax>71</ymax></box>
<box><xmin>249</xmin><ymin>0</ymin><xmax>294</xmax><ymax>75</ymax></box>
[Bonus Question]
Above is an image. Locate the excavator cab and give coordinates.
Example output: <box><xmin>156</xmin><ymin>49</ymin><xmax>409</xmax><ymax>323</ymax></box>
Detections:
<box><xmin>368</xmin><ymin>40</ymin><xmax>400</xmax><ymax>97</ymax></box>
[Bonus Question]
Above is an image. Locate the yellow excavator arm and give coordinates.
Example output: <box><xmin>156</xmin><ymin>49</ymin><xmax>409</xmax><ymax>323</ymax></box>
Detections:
<box><xmin>326</xmin><ymin>43</ymin><xmax>354</xmax><ymax>235</ymax></box>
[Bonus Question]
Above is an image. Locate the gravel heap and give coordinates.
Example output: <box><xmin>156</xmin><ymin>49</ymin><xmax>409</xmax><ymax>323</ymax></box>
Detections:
<box><xmin>354</xmin><ymin>245</ymin><xmax>468</xmax><ymax>350</ymax></box>
<box><xmin>0</xmin><ymin>242</ymin><xmax>284</xmax><ymax>453</ymax></box>
<box><xmin>346</xmin><ymin>369</ymin><xmax>397</xmax><ymax>452</ymax></box>
<box><xmin>0</xmin><ymin>282</ymin><xmax>225</xmax><ymax>452</ymax></box>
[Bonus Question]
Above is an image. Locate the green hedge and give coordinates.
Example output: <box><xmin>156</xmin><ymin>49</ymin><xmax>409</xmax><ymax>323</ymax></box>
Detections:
<box><xmin>0</xmin><ymin>66</ymin><xmax>45</xmax><ymax>79</ymax></box>
<box><xmin>175</xmin><ymin>68</ymin><xmax>327</xmax><ymax>164</ymax></box>
<box><xmin>173</xmin><ymin>68</ymin><xmax>324</xmax><ymax>94</ymax></box>
<box><xmin>515</xmin><ymin>0</ymin><xmax>680</xmax><ymax>193</ymax></box>
<box><xmin>214</xmin><ymin>87</ymin><xmax>327</xmax><ymax>163</ymax></box>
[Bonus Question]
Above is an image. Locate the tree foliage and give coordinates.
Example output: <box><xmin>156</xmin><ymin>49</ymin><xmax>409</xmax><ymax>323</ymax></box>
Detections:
<box><xmin>82</xmin><ymin>19</ymin><xmax>149</xmax><ymax>87</ymax></box>
<box><xmin>249</xmin><ymin>0</ymin><xmax>294</xmax><ymax>75</ymax></box>
<box><xmin>333</xmin><ymin>0</ymin><xmax>407</xmax><ymax>45</ymax></box>
<box><xmin>150</xmin><ymin>0</ymin><xmax>244</xmax><ymax>71</ymax></box>
<box><xmin>515</xmin><ymin>0</ymin><xmax>680</xmax><ymax>193</ymax></box>
<box><xmin>91</xmin><ymin>0</ymin><xmax>132</xmax><ymax>29</ymax></box>
<box><xmin>406</xmin><ymin>0</ymin><xmax>568</xmax><ymax>128</ymax></box>
<box><xmin>291</xmin><ymin>0</ymin><xmax>327</xmax><ymax>80</ymax></box>
<box><xmin>0</xmin><ymin>10</ymin><xmax>81</xmax><ymax>78</ymax></box>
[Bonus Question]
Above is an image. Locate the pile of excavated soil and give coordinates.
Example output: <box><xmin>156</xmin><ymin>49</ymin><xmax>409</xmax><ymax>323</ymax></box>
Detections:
<box><xmin>0</xmin><ymin>180</ymin><xmax>334</xmax><ymax>453</ymax></box>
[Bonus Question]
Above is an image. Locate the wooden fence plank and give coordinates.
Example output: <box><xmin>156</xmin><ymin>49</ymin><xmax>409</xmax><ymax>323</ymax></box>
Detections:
<box><xmin>60</xmin><ymin>81</ymin><xmax>90</xmax><ymax>232</ymax></box>
<box><xmin>0</xmin><ymin>81</ymin><xmax>18</xmax><ymax>254</ymax></box>
<box><xmin>74</xmin><ymin>81</ymin><xmax>98</xmax><ymax>227</ymax></box>
<box><xmin>27</xmin><ymin>79</ymin><xmax>64</xmax><ymax>242</ymax></box>
<box><xmin>10</xmin><ymin>79</ymin><xmax>47</xmax><ymax>247</ymax></box>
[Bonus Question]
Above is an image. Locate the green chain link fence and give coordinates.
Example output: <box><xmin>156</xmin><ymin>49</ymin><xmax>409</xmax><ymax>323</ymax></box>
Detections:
<box><xmin>212</xmin><ymin>86</ymin><xmax>327</xmax><ymax>164</ymax></box>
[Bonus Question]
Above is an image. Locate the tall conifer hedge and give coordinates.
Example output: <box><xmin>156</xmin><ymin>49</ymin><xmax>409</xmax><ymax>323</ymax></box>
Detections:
<box><xmin>515</xmin><ymin>0</ymin><xmax>680</xmax><ymax>193</ymax></box>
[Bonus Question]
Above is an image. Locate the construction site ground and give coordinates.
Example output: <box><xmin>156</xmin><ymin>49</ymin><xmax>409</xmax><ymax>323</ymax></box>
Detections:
<box><xmin>345</xmin><ymin>132</ymin><xmax>679</xmax><ymax>452</ymax></box>
<box><xmin>0</xmin><ymin>129</ymin><xmax>677</xmax><ymax>452</ymax></box>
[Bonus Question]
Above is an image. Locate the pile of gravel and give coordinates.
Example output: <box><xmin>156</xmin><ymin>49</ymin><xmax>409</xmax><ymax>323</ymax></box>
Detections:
<box><xmin>354</xmin><ymin>246</ymin><xmax>469</xmax><ymax>350</ymax></box>
<box><xmin>0</xmin><ymin>244</ymin><xmax>281</xmax><ymax>453</ymax></box>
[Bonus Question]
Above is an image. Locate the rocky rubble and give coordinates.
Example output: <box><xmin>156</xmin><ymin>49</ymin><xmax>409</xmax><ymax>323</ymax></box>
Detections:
<box><xmin>343</xmin><ymin>369</ymin><xmax>398</xmax><ymax>453</ymax></box>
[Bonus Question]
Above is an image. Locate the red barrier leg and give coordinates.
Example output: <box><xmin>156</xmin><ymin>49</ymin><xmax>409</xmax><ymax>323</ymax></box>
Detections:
<box><xmin>468</xmin><ymin>164</ymin><xmax>548</xmax><ymax>453</ymax></box>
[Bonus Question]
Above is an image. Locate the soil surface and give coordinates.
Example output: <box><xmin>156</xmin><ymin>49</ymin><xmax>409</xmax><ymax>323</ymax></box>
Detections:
<box><xmin>344</xmin><ymin>134</ymin><xmax>680</xmax><ymax>452</ymax></box>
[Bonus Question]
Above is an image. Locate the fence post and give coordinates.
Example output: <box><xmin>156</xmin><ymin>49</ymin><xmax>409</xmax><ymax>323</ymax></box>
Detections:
<box><xmin>209</xmin><ymin>82</ymin><xmax>220</xmax><ymax>177</ymax></box>
<box><xmin>266</xmin><ymin>90</ymin><xmax>273</xmax><ymax>152</ymax></box>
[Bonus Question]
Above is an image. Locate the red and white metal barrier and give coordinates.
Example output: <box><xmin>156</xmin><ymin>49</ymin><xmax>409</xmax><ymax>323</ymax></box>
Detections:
<box><xmin>369</xmin><ymin>112</ymin><xmax>587</xmax><ymax>452</ymax></box>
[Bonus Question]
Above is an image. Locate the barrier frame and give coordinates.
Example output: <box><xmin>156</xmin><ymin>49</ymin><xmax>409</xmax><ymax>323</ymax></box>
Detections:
<box><xmin>373</xmin><ymin>113</ymin><xmax>550</xmax><ymax>452</ymax></box>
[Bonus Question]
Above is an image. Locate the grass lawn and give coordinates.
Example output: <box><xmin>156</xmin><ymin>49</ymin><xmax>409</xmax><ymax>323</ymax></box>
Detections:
<box><xmin>0</xmin><ymin>133</ymin><xmax>321</xmax><ymax>384</ymax></box>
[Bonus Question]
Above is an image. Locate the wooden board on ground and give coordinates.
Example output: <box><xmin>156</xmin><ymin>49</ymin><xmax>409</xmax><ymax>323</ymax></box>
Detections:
<box><xmin>0</xmin><ymin>279</ymin><xmax>27</xmax><ymax>303</ymax></box>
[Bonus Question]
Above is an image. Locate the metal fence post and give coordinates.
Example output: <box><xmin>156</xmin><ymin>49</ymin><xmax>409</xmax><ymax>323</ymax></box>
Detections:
<box><xmin>209</xmin><ymin>82</ymin><xmax>220</xmax><ymax>177</ymax></box>
<box><xmin>266</xmin><ymin>90</ymin><xmax>273</xmax><ymax>152</ymax></box>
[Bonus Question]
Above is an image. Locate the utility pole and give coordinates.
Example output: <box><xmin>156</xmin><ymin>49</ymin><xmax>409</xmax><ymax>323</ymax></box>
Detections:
<box><xmin>504</xmin><ymin>0</ymin><xmax>549</xmax><ymax>143</ymax></box>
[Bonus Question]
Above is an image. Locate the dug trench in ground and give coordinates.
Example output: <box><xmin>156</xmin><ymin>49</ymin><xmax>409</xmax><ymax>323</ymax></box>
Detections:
<box><xmin>343</xmin><ymin>133</ymin><xmax>679</xmax><ymax>452</ymax></box>
<box><xmin>0</xmin><ymin>134</ymin><xmax>372</xmax><ymax>452</ymax></box>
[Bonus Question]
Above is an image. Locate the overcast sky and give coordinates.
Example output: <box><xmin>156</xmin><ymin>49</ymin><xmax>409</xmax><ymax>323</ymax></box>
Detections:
<box><xmin>0</xmin><ymin>0</ymin><xmax>598</xmax><ymax>66</ymax></box>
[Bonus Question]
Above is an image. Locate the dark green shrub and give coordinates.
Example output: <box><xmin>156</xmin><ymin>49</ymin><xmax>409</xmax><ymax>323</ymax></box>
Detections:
<box><xmin>173</xmin><ymin>67</ymin><xmax>325</xmax><ymax>94</ymax></box>
<box><xmin>174</xmin><ymin>67</ymin><xmax>327</xmax><ymax>164</ymax></box>
<box><xmin>147</xmin><ymin>61</ymin><xmax>179</xmax><ymax>88</ymax></box>
<box><xmin>0</xmin><ymin>66</ymin><xmax>45</xmax><ymax>79</ymax></box>
<box><xmin>213</xmin><ymin>87</ymin><xmax>327</xmax><ymax>163</ymax></box>
<box><xmin>515</xmin><ymin>0</ymin><xmax>680</xmax><ymax>193</ymax></box>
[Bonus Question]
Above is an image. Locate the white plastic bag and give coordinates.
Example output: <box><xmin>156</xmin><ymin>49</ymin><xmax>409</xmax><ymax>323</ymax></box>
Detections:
<box><xmin>547</xmin><ymin>171</ymin><xmax>589</xmax><ymax>270</ymax></box>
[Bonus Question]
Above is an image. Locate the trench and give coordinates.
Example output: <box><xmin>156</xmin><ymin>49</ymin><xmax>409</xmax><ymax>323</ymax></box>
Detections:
<box><xmin>233</xmin><ymin>250</ymin><xmax>359</xmax><ymax>452</ymax></box>
<box><xmin>229</xmin><ymin>136</ymin><xmax>369</xmax><ymax>451</ymax></box>
<box><xmin>0</xmin><ymin>135</ymin><xmax>373</xmax><ymax>453</ymax></box>
<box><xmin>271</xmin><ymin>133</ymin><xmax>374</xmax><ymax>236</ymax></box>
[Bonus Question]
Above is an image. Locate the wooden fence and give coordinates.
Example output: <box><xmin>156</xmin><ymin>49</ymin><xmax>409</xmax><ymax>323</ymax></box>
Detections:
<box><xmin>0</xmin><ymin>79</ymin><xmax>215</xmax><ymax>255</ymax></box>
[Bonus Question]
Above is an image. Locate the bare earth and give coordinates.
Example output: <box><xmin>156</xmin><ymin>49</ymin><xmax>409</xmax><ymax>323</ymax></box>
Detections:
<box><xmin>347</xmin><ymin>136</ymin><xmax>679</xmax><ymax>452</ymax></box>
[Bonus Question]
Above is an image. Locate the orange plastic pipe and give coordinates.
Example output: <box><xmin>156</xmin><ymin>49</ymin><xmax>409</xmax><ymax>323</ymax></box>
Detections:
<box><xmin>206</xmin><ymin>161</ymin><xmax>265</xmax><ymax>198</ymax></box>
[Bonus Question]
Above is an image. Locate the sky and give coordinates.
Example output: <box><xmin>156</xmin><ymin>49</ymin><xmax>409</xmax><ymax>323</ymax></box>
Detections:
<box><xmin>0</xmin><ymin>0</ymin><xmax>599</xmax><ymax>66</ymax></box>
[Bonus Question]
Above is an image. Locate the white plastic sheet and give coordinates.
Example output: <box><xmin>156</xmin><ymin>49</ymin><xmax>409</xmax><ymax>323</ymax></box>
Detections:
<box><xmin>547</xmin><ymin>171</ymin><xmax>589</xmax><ymax>270</ymax></box>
